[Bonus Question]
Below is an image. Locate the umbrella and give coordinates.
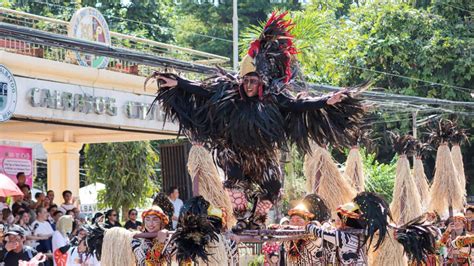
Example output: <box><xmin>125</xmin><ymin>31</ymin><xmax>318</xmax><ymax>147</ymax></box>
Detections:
<box><xmin>0</xmin><ymin>173</ymin><xmax>23</xmax><ymax>197</ymax></box>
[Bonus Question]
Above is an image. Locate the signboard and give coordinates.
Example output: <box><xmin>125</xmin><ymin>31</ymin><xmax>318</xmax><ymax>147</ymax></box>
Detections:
<box><xmin>0</xmin><ymin>65</ymin><xmax>17</xmax><ymax>122</ymax></box>
<box><xmin>13</xmin><ymin>76</ymin><xmax>179</xmax><ymax>133</ymax></box>
<box><xmin>0</xmin><ymin>145</ymin><xmax>33</xmax><ymax>187</ymax></box>
<box><xmin>68</xmin><ymin>7</ymin><xmax>111</xmax><ymax>68</ymax></box>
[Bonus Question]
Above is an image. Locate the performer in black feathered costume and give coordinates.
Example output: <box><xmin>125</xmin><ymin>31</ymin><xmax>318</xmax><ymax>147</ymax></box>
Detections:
<box><xmin>148</xmin><ymin>11</ymin><xmax>365</xmax><ymax>229</ymax></box>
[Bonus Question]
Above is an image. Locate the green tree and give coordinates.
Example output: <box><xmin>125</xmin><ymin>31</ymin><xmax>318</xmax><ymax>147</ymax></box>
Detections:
<box><xmin>362</xmin><ymin>150</ymin><xmax>397</xmax><ymax>202</ymax></box>
<box><xmin>7</xmin><ymin>0</ymin><xmax>177</xmax><ymax>42</ymax></box>
<box><xmin>173</xmin><ymin>0</ymin><xmax>302</xmax><ymax>65</ymax></box>
<box><xmin>288</xmin><ymin>1</ymin><xmax>472</xmax><ymax>192</ymax></box>
<box><xmin>84</xmin><ymin>141</ymin><xmax>158</xmax><ymax>215</ymax></box>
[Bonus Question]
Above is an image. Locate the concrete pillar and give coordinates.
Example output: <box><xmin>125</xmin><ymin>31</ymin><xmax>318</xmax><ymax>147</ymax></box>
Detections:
<box><xmin>42</xmin><ymin>142</ymin><xmax>83</xmax><ymax>201</ymax></box>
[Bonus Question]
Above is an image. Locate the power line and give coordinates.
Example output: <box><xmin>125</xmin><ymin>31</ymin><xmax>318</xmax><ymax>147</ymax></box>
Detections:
<box><xmin>337</xmin><ymin>63</ymin><xmax>473</xmax><ymax>94</ymax></box>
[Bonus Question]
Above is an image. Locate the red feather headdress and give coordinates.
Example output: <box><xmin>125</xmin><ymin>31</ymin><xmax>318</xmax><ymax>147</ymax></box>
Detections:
<box><xmin>246</xmin><ymin>11</ymin><xmax>298</xmax><ymax>84</ymax></box>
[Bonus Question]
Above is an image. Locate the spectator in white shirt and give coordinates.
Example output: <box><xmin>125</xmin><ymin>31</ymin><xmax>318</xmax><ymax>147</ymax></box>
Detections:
<box><xmin>167</xmin><ymin>186</ymin><xmax>183</xmax><ymax>229</ymax></box>
<box><xmin>31</xmin><ymin>207</ymin><xmax>54</xmax><ymax>254</ymax></box>
<box><xmin>58</xmin><ymin>190</ymin><xmax>77</xmax><ymax>214</ymax></box>
<box><xmin>17</xmin><ymin>210</ymin><xmax>47</xmax><ymax>249</ymax></box>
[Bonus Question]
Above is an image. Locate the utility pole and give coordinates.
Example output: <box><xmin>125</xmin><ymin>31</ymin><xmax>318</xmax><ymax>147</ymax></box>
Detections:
<box><xmin>412</xmin><ymin>111</ymin><xmax>418</xmax><ymax>164</ymax></box>
<box><xmin>232</xmin><ymin>0</ymin><xmax>238</xmax><ymax>71</ymax></box>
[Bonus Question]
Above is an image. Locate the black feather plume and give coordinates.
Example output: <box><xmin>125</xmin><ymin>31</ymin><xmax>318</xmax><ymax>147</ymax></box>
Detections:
<box><xmin>171</xmin><ymin>196</ymin><xmax>220</xmax><ymax>263</ymax></box>
<box><xmin>395</xmin><ymin>216</ymin><xmax>437</xmax><ymax>263</ymax></box>
<box><xmin>353</xmin><ymin>192</ymin><xmax>392</xmax><ymax>251</ymax></box>
<box><xmin>427</xmin><ymin>119</ymin><xmax>456</xmax><ymax>148</ymax></box>
<box><xmin>390</xmin><ymin>132</ymin><xmax>419</xmax><ymax>156</ymax></box>
<box><xmin>83</xmin><ymin>223</ymin><xmax>105</xmax><ymax>260</ymax></box>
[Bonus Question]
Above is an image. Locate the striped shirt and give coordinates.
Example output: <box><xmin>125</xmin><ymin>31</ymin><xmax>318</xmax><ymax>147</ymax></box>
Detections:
<box><xmin>306</xmin><ymin>223</ymin><xmax>367</xmax><ymax>265</ymax></box>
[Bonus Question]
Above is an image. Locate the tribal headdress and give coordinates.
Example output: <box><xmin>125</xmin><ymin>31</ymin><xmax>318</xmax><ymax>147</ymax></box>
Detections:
<box><xmin>152</xmin><ymin>192</ymin><xmax>174</xmax><ymax>230</ymax></box>
<box><xmin>240</xmin><ymin>11</ymin><xmax>298</xmax><ymax>90</ymax></box>
<box><xmin>288</xmin><ymin>193</ymin><xmax>331</xmax><ymax>222</ymax></box>
<box><xmin>83</xmin><ymin>223</ymin><xmax>105</xmax><ymax>261</ymax></box>
<box><xmin>142</xmin><ymin>205</ymin><xmax>169</xmax><ymax>227</ymax></box>
<box><xmin>337</xmin><ymin>192</ymin><xmax>392</xmax><ymax>251</ymax></box>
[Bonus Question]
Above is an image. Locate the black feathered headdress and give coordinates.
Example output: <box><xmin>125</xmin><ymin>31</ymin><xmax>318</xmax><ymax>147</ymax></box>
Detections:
<box><xmin>170</xmin><ymin>196</ymin><xmax>220</xmax><ymax>264</ymax></box>
<box><xmin>241</xmin><ymin>11</ymin><xmax>298</xmax><ymax>87</ymax></box>
<box><xmin>152</xmin><ymin>192</ymin><xmax>174</xmax><ymax>230</ymax></box>
<box><xmin>83</xmin><ymin>223</ymin><xmax>105</xmax><ymax>261</ymax></box>
<box><xmin>337</xmin><ymin>192</ymin><xmax>392</xmax><ymax>251</ymax></box>
<box><xmin>390</xmin><ymin>132</ymin><xmax>419</xmax><ymax>156</ymax></box>
<box><xmin>395</xmin><ymin>216</ymin><xmax>437</xmax><ymax>263</ymax></box>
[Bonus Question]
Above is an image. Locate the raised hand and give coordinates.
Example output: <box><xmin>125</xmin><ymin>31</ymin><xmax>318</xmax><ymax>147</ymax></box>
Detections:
<box><xmin>327</xmin><ymin>90</ymin><xmax>347</xmax><ymax>105</ymax></box>
<box><xmin>145</xmin><ymin>72</ymin><xmax>178</xmax><ymax>91</ymax></box>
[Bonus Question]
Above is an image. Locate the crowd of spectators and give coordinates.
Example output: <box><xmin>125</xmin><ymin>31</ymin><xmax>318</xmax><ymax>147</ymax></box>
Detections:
<box><xmin>0</xmin><ymin>172</ymin><xmax>184</xmax><ymax>265</ymax></box>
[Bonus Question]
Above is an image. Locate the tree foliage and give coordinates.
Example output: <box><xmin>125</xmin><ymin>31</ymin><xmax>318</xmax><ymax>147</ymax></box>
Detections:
<box><xmin>174</xmin><ymin>0</ymin><xmax>302</xmax><ymax>65</ymax></box>
<box><xmin>362</xmin><ymin>150</ymin><xmax>397</xmax><ymax>203</ymax></box>
<box><xmin>84</xmin><ymin>141</ymin><xmax>158</xmax><ymax>212</ymax></box>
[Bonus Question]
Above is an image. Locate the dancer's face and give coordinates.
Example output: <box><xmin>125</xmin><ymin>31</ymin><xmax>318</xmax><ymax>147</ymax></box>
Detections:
<box><xmin>452</xmin><ymin>220</ymin><xmax>465</xmax><ymax>233</ymax></box>
<box><xmin>289</xmin><ymin>215</ymin><xmax>306</xmax><ymax>226</ymax></box>
<box><xmin>242</xmin><ymin>74</ymin><xmax>261</xmax><ymax>98</ymax></box>
<box><xmin>335</xmin><ymin>215</ymin><xmax>345</xmax><ymax>229</ymax></box>
<box><xmin>144</xmin><ymin>214</ymin><xmax>162</xmax><ymax>233</ymax></box>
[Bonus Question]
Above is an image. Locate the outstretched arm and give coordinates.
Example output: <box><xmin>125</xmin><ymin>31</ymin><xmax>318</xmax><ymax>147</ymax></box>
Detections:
<box><xmin>305</xmin><ymin>223</ymin><xmax>338</xmax><ymax>245</ymax></box>
<box><xmin>277</xmin><ymin>90</ymin><xmax>346</xmax><ymax>112</ymax></box>
<box><xmin>153</xmin><ymin>74</ymin><xmax>212</xmax><ymax>98</ymax></box>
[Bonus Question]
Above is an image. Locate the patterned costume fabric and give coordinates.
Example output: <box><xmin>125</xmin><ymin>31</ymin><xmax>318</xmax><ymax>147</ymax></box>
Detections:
<box><xmin>131</xmin><ymin>237</ymin><xmax>170</xmax><ymax>266</ymax></box>
<box><xmin>306</xmin><ymin>225</ymin><xmax>366</xmax><ymax>265</ymax></box>
<box><xmin>284</xmin><ymin>237</ymin><xmax>333</xmax><ymax>266</ymax></box>
<box><xmin>439</xmin><ymin>229</ymin><xmax>471</xmax><ymax>265</ymax></box>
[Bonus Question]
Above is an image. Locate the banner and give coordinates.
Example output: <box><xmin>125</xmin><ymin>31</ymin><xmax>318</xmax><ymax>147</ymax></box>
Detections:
<box><xmin>0</xmin><ymin>145</ymin><xmax>33</xmax><ymax>187</ymax></box>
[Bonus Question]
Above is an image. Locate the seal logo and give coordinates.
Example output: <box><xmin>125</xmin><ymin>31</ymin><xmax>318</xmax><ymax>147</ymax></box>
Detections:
<box><xmin>0</xmin><ymin>65</ymin><xmax>17</xmax><ymax>122</ymax></box>
<box><xmin>68</xmin><ymin>7</ymin><xmax>111</xmax><ymax>69</ymax></box>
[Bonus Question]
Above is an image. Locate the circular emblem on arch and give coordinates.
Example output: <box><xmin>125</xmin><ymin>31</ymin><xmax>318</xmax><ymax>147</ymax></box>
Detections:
<box><xmin>69</xmin><ymin>7</ymin><xmax>111</xmax><ymax>69</ymax></box>
<box><xmin>0</xmin><ymin>65</ymin><xmax>17</xmax><ymax>122</ymax></box>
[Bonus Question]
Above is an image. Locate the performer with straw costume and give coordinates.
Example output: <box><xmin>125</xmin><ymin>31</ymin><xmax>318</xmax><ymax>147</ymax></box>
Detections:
<box><xmin>304</xmin><ymin>143</ymin><xmax>356</xmax><ymax>213</ymax></box>
<box><xmin>187</xmin><ymin>143</ymin><xmax>236</xmax><ymax>228</ymax></box>
<box><xmin>428</xmin><ymin>119</ymin><xmax>463</xmax><ymax>216</ymax></box>
<box><xmin>284</xmin><ymin>194</ymin><xmax>332</xmax><ymax>265</ymax></box>
<box><xmin>370</xmin><ymin>133</ymin><xmax>422</xmax><ymax>266</ymax></box>
<box><xmin>413</xmin><ymin>142</ymin><xmax>431</xmax><ymax>211</ymax></box>
<box><xmin>147</xmin><ymin>11</ymin><xmax>365</xmax><ymax>230</ymax></box>
<box><xmin>306</xmin><ymin>192</ymin><xmax>437</xmax><ymax>265</ymax></box>
<box><xmin>343</xmin><ymin>128</ymin><xmax>371</xmax><ymax>193</ymax></box>
<box><xmin>450</xmin><ymin>121</ymin><xmax>469</xmax><ymax>204</ymax></box>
